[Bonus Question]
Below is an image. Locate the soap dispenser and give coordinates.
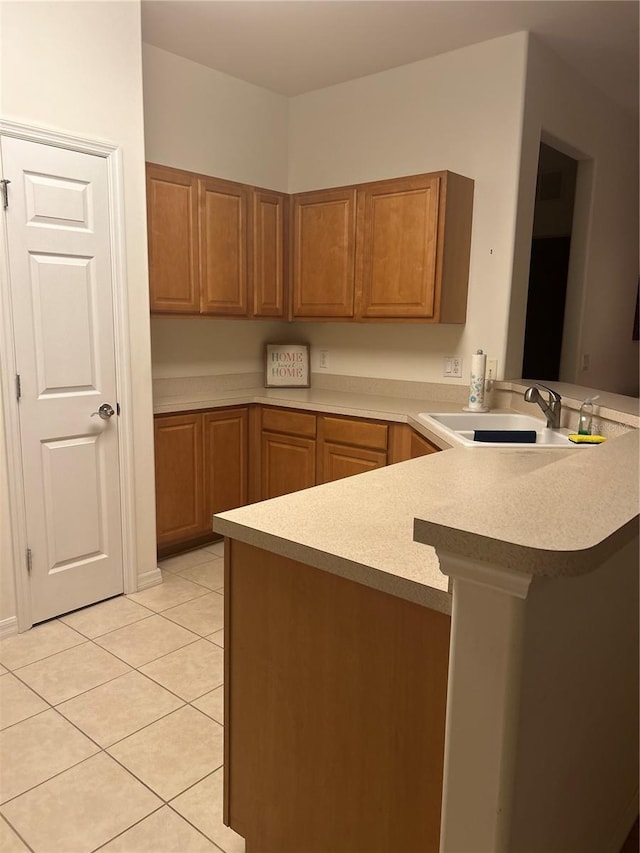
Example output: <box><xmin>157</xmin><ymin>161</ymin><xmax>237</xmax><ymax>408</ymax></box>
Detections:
<box><xmin>577</xmin><ymin>395</ymin><xmax>600</xmax><ymax>435</ymax></box>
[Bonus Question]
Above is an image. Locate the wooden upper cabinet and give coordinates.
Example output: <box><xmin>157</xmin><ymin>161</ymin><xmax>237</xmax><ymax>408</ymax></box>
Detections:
<box><xmin>146</xmin><ymin>163</ymin><xmax>473</xmax><ymax>323</ymax></box>
<box><xmin>199</xmin><ymin>176</ymin><xmax>249</xmax><ymax>316</ymax></box>
<box><xmin>291</xmin><ymin>188</ymin><xmax>357</xmax><ymax>318</ymax></box>
<box><xmin>251</xmin><ymin>189</ymin><xmax>287</xmax><ymax>318</ymax></box>
<box><xmin>147</xmin><ymin>164</ymin><xmax>200</xmax><ymax>314</ymax></box>
<box><xmin>356</xmin><ymin>171</ymin><xmax>474</xmax><ymax>323</ymax></box>
<box><xmin>356</xmin><ymin>174</ymin><xmax>440</xmax><ymax>319</ymax></box>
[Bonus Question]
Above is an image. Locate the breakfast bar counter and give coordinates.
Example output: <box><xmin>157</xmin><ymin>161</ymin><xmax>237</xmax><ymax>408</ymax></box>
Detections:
<box><xmin>213</xmin><ymin>412</ymin><xmax>638</xmax><ymax>852</ymax></box>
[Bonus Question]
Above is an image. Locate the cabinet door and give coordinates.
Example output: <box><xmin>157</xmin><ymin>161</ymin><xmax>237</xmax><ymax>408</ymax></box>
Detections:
<box><xmin>146</xmin><ymin>164</ymin><xmax>200</xmax><ymax>314</ymax></box>
<box><xmin>199</xmin><ymin>176</ymin><xmax>249</xmax><ymax>316</ymax></box>
<box><xmin>409</xmin><ymin>429</ymin><xmax>439</xmax><ymax>458</ymax></box>
<box><xmin>154</xmin><ymin>413</ymin><xmax>205</xmax><ymax>545</ymax></box>
<box><xmin>356</xmin><ymin>175</ymin><xmax>441</xmax><ymax>319</ymax></box>
<box><xmin>291</xmin><ymin>188</ymin><xmax>357</xmax><ymax>318</ymax></box>
<box><xmin>319</xmin><ymin>443</ymin><xmax>387</xmax><ymax>484</ymax></box>
<box><xmin>251</xmin><ymin>189</ymin><xmax>287</xmax><ymax>318</ymax></box>
<box><xmin>387</xmin><ymin>424</ymin><xmax>441</xmax><ymax>463</ymax></box>
<box><xmin>203</xmin><ymin>408</ymin><xmax>248</xmax><ymax>528</ymax></box>
<box><xmin>261</xmin><ymin>433</ymin><xmax>316</xmax><ymax>500</ymax></box>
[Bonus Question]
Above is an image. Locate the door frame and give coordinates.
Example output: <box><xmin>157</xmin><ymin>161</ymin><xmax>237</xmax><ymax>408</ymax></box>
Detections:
<box><xmin>0</xmin><ymin>119</ymin><xmax>138</xmax><ymax>632</ymax></box>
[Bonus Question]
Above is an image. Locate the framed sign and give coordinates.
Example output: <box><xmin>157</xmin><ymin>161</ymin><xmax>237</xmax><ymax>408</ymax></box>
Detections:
<box><xmin>264</xmin><ymin>343</ymin><xmax>310</xmax><ymax>388</ymax></box>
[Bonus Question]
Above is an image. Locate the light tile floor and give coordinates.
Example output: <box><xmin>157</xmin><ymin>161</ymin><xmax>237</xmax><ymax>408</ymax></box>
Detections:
<box><xmin>0</xmin><ymin>543</ymin><xmax>244</xmax><ymax>853</ymax></box>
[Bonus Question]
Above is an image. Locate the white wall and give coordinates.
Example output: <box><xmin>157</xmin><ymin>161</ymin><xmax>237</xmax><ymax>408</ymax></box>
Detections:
<box><xmin>0</xmin><ymin>0</ymin><xmax>156</xmax><ymax>623</ymax></box>
<box><xmin>287</xmin><ymin>33</ymin><xmax>528</xmax><ymax>383</ymax></box>
<box><xmin>507</xmin><ymin>35</ymin><xmax>639</xmax><ymax>395</ymax></box>
<box><xmin>144</xmin><ymin>34</ymin><xmax>529</xmax><ymax>386</ymax></box>
<box><xmin>144</xmin><ymin>31</ymin><xmax>637</xmax><ymax>393</ymax></box>
<box><xmin>142</xmin><ymin>44</ymin><xmax>292</xmax><ymax>380</ymax></box>
<box><xmin>143</xmin><ymin>43</ymin><xmax>289</xmax><ymax>190</ymax></box>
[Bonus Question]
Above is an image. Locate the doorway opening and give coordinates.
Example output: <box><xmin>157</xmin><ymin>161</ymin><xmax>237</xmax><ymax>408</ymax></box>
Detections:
<box><xmin>521</xmin><ymin>142</ymin><xmax>578</xmax><ymax>380</ymax></box>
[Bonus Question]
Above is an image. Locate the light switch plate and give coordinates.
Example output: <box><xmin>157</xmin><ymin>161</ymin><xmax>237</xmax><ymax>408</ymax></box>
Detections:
<box><xmin>443</xmin><ymin>357</ymin><xmax>463</xmax><ymax>378</ymax></box>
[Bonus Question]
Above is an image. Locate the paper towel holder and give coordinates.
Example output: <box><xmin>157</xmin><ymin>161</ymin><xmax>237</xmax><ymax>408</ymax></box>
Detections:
<box><xmin>463</xmin><ymin>348</ymin><xmax>490</xmax><ymax>412</ymax></box>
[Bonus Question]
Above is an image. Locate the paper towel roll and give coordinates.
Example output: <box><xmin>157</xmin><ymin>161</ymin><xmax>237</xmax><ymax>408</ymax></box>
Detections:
<box><xmin>465</xmin><ymin>349</ymin><xmax>488</xmax><ymax>412</ymax></box>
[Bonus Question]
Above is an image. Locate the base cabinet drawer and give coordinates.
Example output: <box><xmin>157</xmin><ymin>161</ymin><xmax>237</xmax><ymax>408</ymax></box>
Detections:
<box><xmin>321</xmin><ymin>415</ymin><xmax>388</xmax><ymax>450</ymax></box>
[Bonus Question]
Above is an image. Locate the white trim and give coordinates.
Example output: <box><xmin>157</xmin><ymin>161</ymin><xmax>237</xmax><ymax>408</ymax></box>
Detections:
<box><xmin>105</xmin><ymin>146</ymin><xmax>138</xmax><ymax>596</ymax></box>
<box><xmin>136</xmin><ymin>567</ymin><xmax>163</xmax><ymax>592</ymax></box>
<box><xmin>0</xmin><ymin>139</ymin><xmax>31</xmax><ymax>632</ymax></box>
<box><xmin>0</xmin><ymin>616</ymin><xmax>19</xmax><ymax>640</ymax></box>
<box><xmin>0</xmin><ymin>119</ymin><xmax>138</xmax><ymax>627</ymax></box>
<box><xmin>436</xmin><ymin>550</ymin><xmax>533</xmax><ymax>599</ymax></box>
<box><xmin>439</xmin><ymin>574</ymin><xmax>528</xmax><ymax>852</ymax></box>
<box><xmin>0</xmin><ymin>119</ymin><xmax>118</xmax><ymax>158</ymax></box>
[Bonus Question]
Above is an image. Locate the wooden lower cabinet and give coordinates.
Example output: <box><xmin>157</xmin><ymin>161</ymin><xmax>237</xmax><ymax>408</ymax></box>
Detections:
<box><xmin>259</xmin><ymin>407</ymin><xmax>317</xmax><ymax>499</ymax></box>
<box><xmin>154</xmin><ymin>413</ymin><xmax>205</xmax><ymax>547</ymax></box>
<box><xmin>204</xmin><ymin>408</ymin><xmax>248</xmax><ymax>520</ymax></box>
<box><xmin>224</xmin><ymin>540</ymin><xmax>451</xmax><ymax>852</ymax></box>
<box><xmin>317</xmin><ymin>414</ymin><xmax>389</xmax><ymax>483</ymax></box>
<box><xmin>261</xmin><ymin>432</ymin><xmax>316</xmax><ymax>499</ymax></box>
<box><xmin>388</xmin><ymin>423</ymin><xmax>441</xmax><ymax>463</ymax></box>
<box><xmin>155</xmin><ymin>406</ymin><xmax>441</xmax><ymax>552</ymax></box>
<box><xmin>154</xmin><ymin>407</ymin><xmax>247</xmax><ymax>555</ymax></box>
<box><xmin>319</xmin><ymin>442</ymin><xmax>387</xmax><ymax>482</ymax></box>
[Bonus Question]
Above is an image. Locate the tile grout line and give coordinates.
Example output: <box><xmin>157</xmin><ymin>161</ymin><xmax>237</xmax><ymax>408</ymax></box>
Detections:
<box><xmin>0</xmin><ymin>811</ymin><xmax>37</xmax><ymax>853</ymax></box>
<box><xmin>0</xmin><ymin>547</ymin><xmax>230</xmax><ymax>851</ymax></box>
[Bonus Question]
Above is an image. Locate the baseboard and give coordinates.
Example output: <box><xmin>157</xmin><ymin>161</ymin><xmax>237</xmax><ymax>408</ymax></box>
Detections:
<box><xmin>0</xmin><ymin>616</ymin><xmax>18</xmax><ymax>639</ymax></box>
<box><xmin>135</xmin><ymin>567</ymin><xmax>162</xmax><ymax>592</ymax></box>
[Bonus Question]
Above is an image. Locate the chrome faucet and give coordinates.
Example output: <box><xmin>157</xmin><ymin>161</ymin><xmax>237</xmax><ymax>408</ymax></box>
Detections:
<box><xmin>524</xmin><ymin>384</ymin><xmax>562</xmax><ymax>429</ymax></box>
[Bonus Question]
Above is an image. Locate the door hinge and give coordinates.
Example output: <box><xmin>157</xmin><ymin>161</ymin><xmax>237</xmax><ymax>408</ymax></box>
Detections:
<box><xmin>1</xmin><ymin>179</ymin><xmax>10</xmax><ymax>210</ymax></box>
<box><xmin>16</xmin><ymin>374</ymin><xmax>21</xmax><ymax>401</ymax></box>
<box><xmin>26</xmin><ymin>548</ymin><xmax>32</xmax><ymax>574</ymax></box>
<box><xmin>116</xmin><ymin>402</ymin><xmax>121</xmax><ymax>416</ymax></box>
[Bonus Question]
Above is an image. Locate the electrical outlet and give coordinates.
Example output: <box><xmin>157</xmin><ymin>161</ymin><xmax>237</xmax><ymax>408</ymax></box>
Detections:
<box><xmin>443</xmin><ymin>357</ymin><xmax>463</xmax><ymax>378</ymax></box>
<box><xmin>487</xmin><ymin>359</ymin><xmax>498</xmax><ymax>382</ymax></box>
<box><xmin>319</xmin><ymin>349</ymin><xmax>330</xmax><ymax>370</ymax></box>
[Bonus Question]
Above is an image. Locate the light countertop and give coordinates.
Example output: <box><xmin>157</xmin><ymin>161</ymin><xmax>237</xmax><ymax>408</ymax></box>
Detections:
<box><xmin>155</xmin><ymin>373</ymin><xmax>638</xmax><ymax>612</ymax></box>
<box><xmin>213</xmin><ymin>430</ymin><xmax>638</xmax><ymax>614</ymax></box>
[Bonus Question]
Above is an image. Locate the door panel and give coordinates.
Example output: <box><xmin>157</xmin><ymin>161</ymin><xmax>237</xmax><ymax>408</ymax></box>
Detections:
<box><xmin>251</xmin><ymin>189</ymin><xmax>286</xmax><ymax>318</ymax></box>
<box><xmin>319</xmin><ymin>444</ymin><xmax>387</xmax><ymax>484</ymax></box>
<box><xmin>204</xmin><ymin>408</ymin><xmax>248</xmax><ymax>524</ymax></box>
<box><xmin>261</xmin><ymin>433</ymin><xmax>316</xmax><ymax>500</ymax></box>
<box><xmin>199</xmin><ymin>176</ymin><xmax>248</xmax><ymax>316</ymax></box>
<box><xmin>146</xmin><ymin>164</ymin><xmax>200</xmax><ymax>314</ymax></box>
<box><xmin>358</xmin><ymin>176</ymin><xmax>440</xmax><ymax>319</ymax></box>
<box><xmin>154</xmin><ymin>414</ymin><xmax>205</xmax><ymax>545</ymax></box>
<box><xmin>291</xmin><ymin>188</ymin><xmax>356</xmax><ymax>318</ymax></box>
<box><xmin>41</xmin><ymin>436</ymin><xmax>106</xmax><ymax>567</ymax></box>
<box><xmin>2</xmin><ymin>135</ymin><xmax>123</xmax><ymax>624</ymax></box>
<box><xmin>29</xmin><ymin>253</ymin><xmax>99</xmax><ymax>394</ymax></box>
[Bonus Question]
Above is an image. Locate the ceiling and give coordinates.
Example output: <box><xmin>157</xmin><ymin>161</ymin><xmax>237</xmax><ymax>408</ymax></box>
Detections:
<box><xmin>141</xmin><ymin>1</ymin><xmax>639</xmax><ymax>117</ymax></box>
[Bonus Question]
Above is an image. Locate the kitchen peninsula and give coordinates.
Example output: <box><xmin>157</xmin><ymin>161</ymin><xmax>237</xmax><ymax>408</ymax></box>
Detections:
<box><xmin>172</xmin><ymin>376</ymin><xmax>640</xmax><ymax>853</ymax></box>
<box><xmin>156</xmin><ymin>379</ymin><xmax>638</xmax><ymax>853</ymax></box>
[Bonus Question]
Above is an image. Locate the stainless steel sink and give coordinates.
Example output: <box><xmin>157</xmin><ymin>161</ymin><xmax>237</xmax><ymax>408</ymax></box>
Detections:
<box><xmin>418</xmin><ymin>412</ymin><xmax>577</xmax><ymax>448</ymax></box>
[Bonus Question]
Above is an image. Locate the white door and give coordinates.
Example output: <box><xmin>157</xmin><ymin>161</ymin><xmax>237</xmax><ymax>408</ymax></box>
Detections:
<box><xmin>1</xmin><ymin>136</ymin><xmax>124</xmax><ymax>624</ymax></box>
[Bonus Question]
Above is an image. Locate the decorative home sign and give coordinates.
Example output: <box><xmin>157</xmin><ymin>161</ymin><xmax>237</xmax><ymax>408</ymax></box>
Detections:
<box><xmin>264</xmin><ymin>343</ymin><xmax>310</xmax><ymax>388</ymax></box>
